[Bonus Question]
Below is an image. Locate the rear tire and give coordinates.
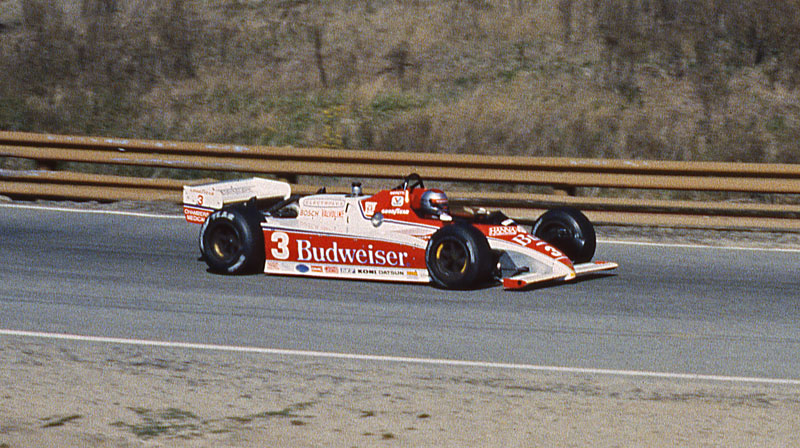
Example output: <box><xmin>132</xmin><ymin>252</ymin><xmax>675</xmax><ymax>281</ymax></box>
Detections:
<box><xmin>533</xmin><ymin>207</ymin><xmax>596</xmax><ymax>263</ymax></box>
<box><xmin>200</xmin><ymin>206</ymin><xmax>265</xmax><ymax>274</ymax></box>
<box><xmin>425</xmin><ymin>223</ymin><xmax>493</xmax><ymax>289</ymax></box>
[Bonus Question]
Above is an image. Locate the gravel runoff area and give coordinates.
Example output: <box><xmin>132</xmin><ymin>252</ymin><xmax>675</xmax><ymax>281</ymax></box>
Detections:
<box><xmin>2</xmin><ymin>335</ymin><xmax>800</xmax><ymax>448</ymax></box>
<box><xmin>2</xmin><ymin>198</ymin><xmax>800</xmax><ymax>447</ymax></box>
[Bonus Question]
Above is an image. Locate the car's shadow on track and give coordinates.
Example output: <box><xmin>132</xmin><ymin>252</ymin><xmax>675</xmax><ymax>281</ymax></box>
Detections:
<box><xmin>195</xmin><ymin>256</ymin><xmax>618</xmax><ymax>293</ymax></box>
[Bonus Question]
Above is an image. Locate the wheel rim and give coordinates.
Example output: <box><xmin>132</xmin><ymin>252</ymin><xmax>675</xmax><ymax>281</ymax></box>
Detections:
<box><xmin>210</xmin><ymin>223</ymin><xmax>241</xmax><ymax>261</ymax></box>
<box><xmin>434</xmin><ymin>239</ymin><xmax>468</xmax><ymax>277</ymax></box>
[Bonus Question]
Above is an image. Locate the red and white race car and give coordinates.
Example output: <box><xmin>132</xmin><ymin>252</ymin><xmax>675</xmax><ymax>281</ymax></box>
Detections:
<box><xmin>183</xmin><ymin>174</ymin><xmax>617</xmax><ymax>290</ymax></box>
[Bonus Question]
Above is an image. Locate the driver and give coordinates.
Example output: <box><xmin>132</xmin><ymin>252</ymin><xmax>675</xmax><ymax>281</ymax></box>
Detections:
<box><xmin>416</xmin><ymin>189</ymin><xmax>449</xmax><ymax>217</ymax></box>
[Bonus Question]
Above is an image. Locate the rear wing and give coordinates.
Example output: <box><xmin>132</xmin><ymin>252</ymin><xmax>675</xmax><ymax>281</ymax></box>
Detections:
<box><xmin>183</xmin><ymin>178</ymin><xmax>291</xmax><ymax>224</ymax></box>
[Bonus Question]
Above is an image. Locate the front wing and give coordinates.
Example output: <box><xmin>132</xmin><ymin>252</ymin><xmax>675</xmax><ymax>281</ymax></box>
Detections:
<box><xmin>502</xmin><ymin>261</ymin><xmax>619</xmax><ymax>290</ymax></box>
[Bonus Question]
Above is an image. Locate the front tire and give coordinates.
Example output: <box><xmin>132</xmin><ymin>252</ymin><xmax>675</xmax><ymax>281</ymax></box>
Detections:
<box><xmin>199</xmin><ymin>206</ymin><xmax>265</xmax><ymax>274</ymax></box>
<box><xmin>425</xmin><ymin>223</ymin><xmax>493</xmax><ymax>289</ymax></box>
<box><xmin>532</xmin><ymin>207</ymin><xmax>596</xmax><ymax>263</ymax></box>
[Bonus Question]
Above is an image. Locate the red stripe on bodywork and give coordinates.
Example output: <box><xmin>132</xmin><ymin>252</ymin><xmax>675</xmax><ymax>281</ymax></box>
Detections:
<box><xmin>263</xmin><ymin>229</ymin><xmax>426</xmax><ymax>269</ymax></box>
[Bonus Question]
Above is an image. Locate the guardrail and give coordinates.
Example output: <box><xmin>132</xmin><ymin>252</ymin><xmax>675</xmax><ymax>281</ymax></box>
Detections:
<box><xmin>1</xmin><ymin>131</ymin><xmax>799</xmax><ymax>231</ymax></box>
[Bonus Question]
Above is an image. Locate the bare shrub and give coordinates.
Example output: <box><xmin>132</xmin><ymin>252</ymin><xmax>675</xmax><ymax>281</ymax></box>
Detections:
<box><xmin>15</xmin><ymin>2</ymin><xmax>80</xmax><ymax>92</ymax></box>
<box><xmin>595</xmin><ymin>0</ymin><xmax>645</xmax><ymax>99</ymax></box>
<box><xmin>721</xmin><ymin>0</ymin><xmax>800</xmax><ymax>86</ymax></box>
<box><xmin>81</xmin><ymin>0</ymin><xmax>116</xmax><ymax>16</ymax></box>
<box><xmin>0</xmin><ymin>0</ymin><xmax>203</xmax><ymax>135</ymax></box>
<box><xmin>152</xmin><ymin>0</ymin><xmax>196</xmax><ymax>79</ymax></box>
<box><xmin>21</xmin><ymin>0</ymin><xmax>47</xmax><ymax>30</ymax></box>
<box><xmin>4</xmin><ymin>0</ymin><xmax>198</xmax><ymax>98</ymax></box>
<box><xmin>1</xmin><ymin>0</ymin><xmax>798</xmax><ymax>164</ymax></box>
<box><xmin>558</xmin><ymin>0</ymin><xmax>573</xmax><ymax>43</ymax></box>
<box><xmin>310</xmin><ymin>24</ymin><xmax>328</xmax><ymax>88</ymax></box>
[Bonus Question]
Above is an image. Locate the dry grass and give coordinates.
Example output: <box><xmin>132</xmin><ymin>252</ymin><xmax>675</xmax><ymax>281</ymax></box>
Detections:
<box><xmin>0</xmin><ymin>0</ymin><xmax>799</xmax><ymax>164</ymax></box>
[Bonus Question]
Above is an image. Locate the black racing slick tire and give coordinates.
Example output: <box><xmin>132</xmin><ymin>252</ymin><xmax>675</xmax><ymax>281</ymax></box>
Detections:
<box><xmin>532</xmin><ymin>207</ymin><xmax>596</xmax><ymax>263</ymax></box>
<box><xmin>199</xmin><ymin>206</ymin><xmax>265</xmax><ymax>274</ymax></box>
<box><xmin>425</xmin><ymin>223</ymin><xmax>493</xmax><ymax>290</ymax></box>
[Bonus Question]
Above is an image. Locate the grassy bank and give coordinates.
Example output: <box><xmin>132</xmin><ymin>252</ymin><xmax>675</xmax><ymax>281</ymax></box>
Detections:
<box><xmin>1</xmin><ymin>0</ymin><xmax>799</xmax><ymax>164</ymax></box>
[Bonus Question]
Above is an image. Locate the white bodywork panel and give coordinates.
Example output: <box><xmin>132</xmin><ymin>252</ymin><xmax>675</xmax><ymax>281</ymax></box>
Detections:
<box><xmin>183</xmin><ymin>178</ymin><xmax>291</xmax><ymax>210</ymax></box>
<box><xmin>260</xmin><ymin>194</ymin><xmax>434</xmax><ymax>283</ymax></box>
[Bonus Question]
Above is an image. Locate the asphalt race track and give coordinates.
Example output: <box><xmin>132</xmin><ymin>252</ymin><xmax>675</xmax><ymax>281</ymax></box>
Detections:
<box><xmin>1</xmin><ymin>204</ymin><xmax>799</xmax><ymax>381</ymax></box>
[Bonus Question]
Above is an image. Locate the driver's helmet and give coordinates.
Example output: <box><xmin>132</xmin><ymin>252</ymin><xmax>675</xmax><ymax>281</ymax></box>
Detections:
<box><xmin>419</xmin><ymin>189</ymin><xmax>449</xmax><ymax>216</ymax></box>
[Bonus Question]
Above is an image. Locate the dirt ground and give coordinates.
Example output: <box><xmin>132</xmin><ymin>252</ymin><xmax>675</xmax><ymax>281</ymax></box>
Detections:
<box><xmin>2</xmin><ymin>335</ymin><xmax>799</xmax><ymax>448</ymax></box>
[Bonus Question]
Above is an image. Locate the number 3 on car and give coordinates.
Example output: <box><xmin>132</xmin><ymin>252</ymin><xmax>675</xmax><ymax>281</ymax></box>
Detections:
<box><xmin>270</xmin><ymin>231</ymin><xmax>290</xmax><ymax>260</ymax></box>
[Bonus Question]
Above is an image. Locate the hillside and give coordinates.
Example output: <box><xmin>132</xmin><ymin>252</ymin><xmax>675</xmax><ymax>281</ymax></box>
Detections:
<box><xmin>1</xmin><ymin>0</ymin><xmax>799</xmax><ymax>164</ymax></box>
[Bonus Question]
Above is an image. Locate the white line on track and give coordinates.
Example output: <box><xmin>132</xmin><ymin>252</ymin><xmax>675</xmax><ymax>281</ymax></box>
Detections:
<box><xmin>597</xmin><ymin>238</ymin><xmax>800</xmax><ymax>253</ymax></box>
<box><xmin>0</xmin><ymin>201</ymin><xmax>183</xmax><ymax>219</ymax></box>
<box><xmin>3</xmin><ymin>201</ymin><xmax>799</xmax><ymax>252</ymax></box>
<box><xmin>3</xmin><ymin>329</ymin><xmax>799</xmax><ymax>386</ymax></box>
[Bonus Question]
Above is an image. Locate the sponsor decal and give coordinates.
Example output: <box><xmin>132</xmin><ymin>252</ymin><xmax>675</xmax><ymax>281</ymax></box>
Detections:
<box><xmin>192</xmin><ymin>187</ymin><xmax>214</xmax><ymax>195</ymax></box>
<box><xmin>264</xmin><ymin>230</ymin><xmax>425</xmax><ymax>269</ymax></box>
<box><xmin>511</xmin><ymin>233</ymin><xmax>536</xmax><ymax>246</ymax></box>
<box><xmin>310</xmin><ymin>265</ymin><xmax>324</xmax><ymax>273</ymax></box>
<box><xmin>381</xmin><ymin>208</ymin><xmax>410</xmax><ymax>216</ymax></box>
<box><xmin>266</xmin><ymin>262</ymin><xmax>279</xmax><ymax>271</ymax></box>
<box><xmin>184</xmin><ymin>207</ymin><xmax>211</xmax><ymax>217</ymax></box>
<box><xmin>297</xmin><ymin>240</ymin><xmax>409</xmax><ymax>267</ymax></box>
<box><xmin>488</xmin><ymin>226</ymin><xmax>519</xmax><ymax>237</ymax></box>
<box><xmin>295</xmin><ymin>264</ymin><xmax>310</xmax><ymax>273</ymax></box>
<box><xmin>324</xmin><ymin>265</ymin><xmax>339</xmax><ymax>274</ymax></box>
<box><xmin>298</xmin><ymin>208</ymin><xmax>346</xmax><ymax>219</ymax></box>
<box><xmin>356</xmin><ymin>268</ymin><xmax>405</xmax><ymax>276</ymax></box>
<box><xmin>183</xmin><ymin>206</ymin><xmax>212</xmax><ymax>224</ymax></box>
<box><xmin>510</xmin><ymin>234</ymin><xmax>568</xmax><ymax>261</ymax></box>
<box><xmin>302</xmin><ymin>197</ymin><xmax>346</xmax><ymax>208</ymax></box>
<box><xmin>362</xmin><ymin>201</ymin><xmax>377</xmax><ymax>217</ymax></box>
<box><xmin>391</xmin><ymin>195</ymin><xmax>405</xmax><ymax>207</ymax></box>
<box><xmin>216</xmin><ymin>185</ymin><xmax>255</xmax><ymax>196</ymax></box>
<box><xmin>186</xmin><ymin>215</ymin><xmax>205</xmax><ymax>224</ymax></box>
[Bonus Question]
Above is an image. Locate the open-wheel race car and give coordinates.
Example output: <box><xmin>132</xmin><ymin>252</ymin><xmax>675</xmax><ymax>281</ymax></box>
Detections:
<box><xmin>183</xmin><ymin>174</ymin><xmax>617</xmax><ymax>290</ymax></box>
